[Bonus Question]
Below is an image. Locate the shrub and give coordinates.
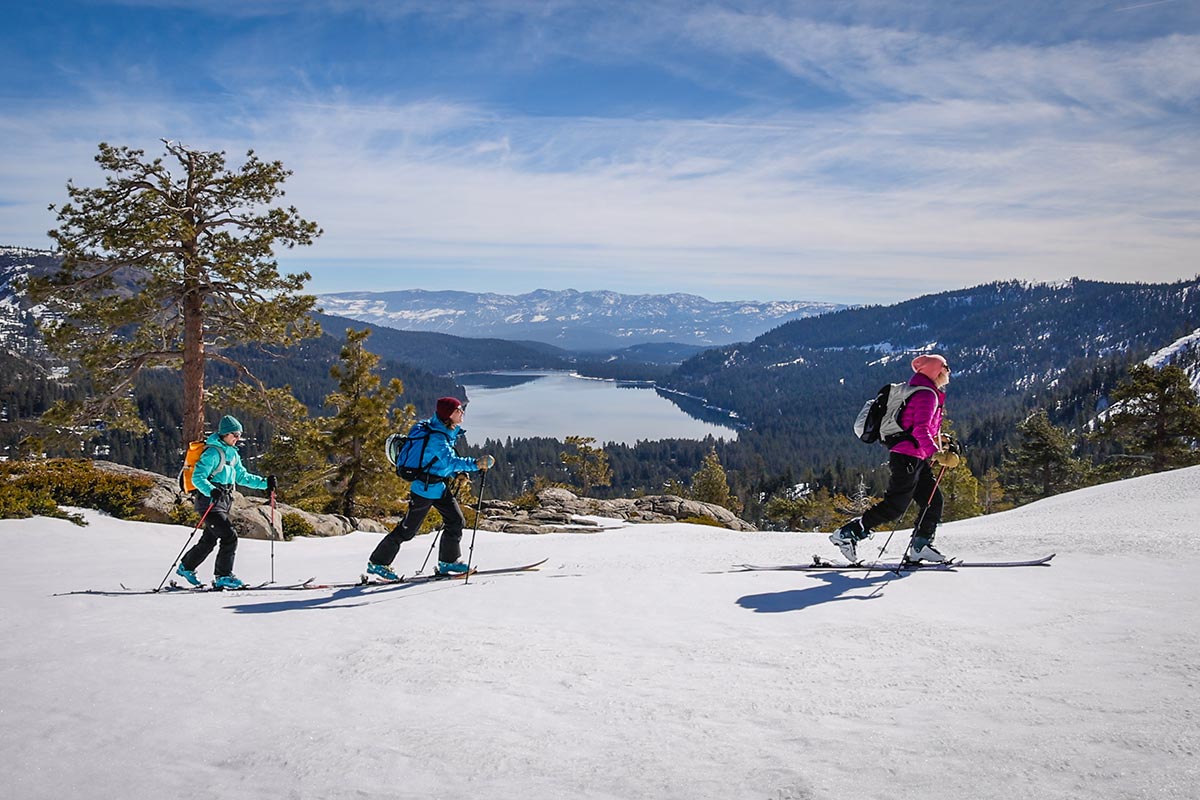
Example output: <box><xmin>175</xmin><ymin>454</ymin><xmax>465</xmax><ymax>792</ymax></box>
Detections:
<box><xmin>678</xmin><ymin>515</ymin><xmax>725</xmax><ymax>528</ymax></box>
<box><xmin>168</xmin><ymin>502</ymin><xmax>201</xmax><ymax>527</ymax></box>
<box><xmin>280</xmin><ymin>511</ymin><xmax>314</xmax><ymax>540</ymax></box>
<box><xmin>0</xmin><ymin>459</ymin><xmax>154</xmax><ymax>524</ymax></box>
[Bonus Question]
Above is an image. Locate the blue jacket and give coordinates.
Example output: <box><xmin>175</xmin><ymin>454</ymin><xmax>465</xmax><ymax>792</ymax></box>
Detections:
<box><xmin>192</xmin><ymin>432</ymin><xmax>268</xmax><ymax>497</ymax></box>
<box><xmin>410</xmin><ymin>417</ymin><xmax>479</xmax><ymax>499</ymax></box>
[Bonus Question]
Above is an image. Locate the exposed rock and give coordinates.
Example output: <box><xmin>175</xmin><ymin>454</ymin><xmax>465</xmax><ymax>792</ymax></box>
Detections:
<box><xmin>89</xmin><ymin>462</ymin><xmax>757</xmax><ymax>537</ymax></box>
<box><xmin>91</xmin><ymin>461</ymin><xmax>387</xmax><ymax>540</ymax></box>
<box><xmin>474</xmin><ymin>488</ymin><xmax>757</xmax><ymax>533</ymax></box>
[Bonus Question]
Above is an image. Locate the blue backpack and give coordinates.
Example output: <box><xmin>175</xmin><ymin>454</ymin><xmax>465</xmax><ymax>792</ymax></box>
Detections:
<box><xmin>386</xmin><ymin>422</ymin><xmax>451</xmax><ymax>483</ymax></box>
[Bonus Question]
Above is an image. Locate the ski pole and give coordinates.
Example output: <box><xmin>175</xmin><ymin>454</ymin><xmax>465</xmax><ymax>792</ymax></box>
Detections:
<box><xmin>155</xmin><ymin>500</ymin><xmax>215</xmax><ymax>592</ymax></box>
<box><xmin>417</xmin><ymin>528</ymin><xmax>442</xmax><ymax>576</ymax></box>
<box><xmin>463</xmin><ymin>468</ymin><xmax>488</xmax><ymax>586</ymax></box>
<box><xmin>269</xmin><ymin>489</ymin><xmax>277</xmax><ymax>584</ymax></box>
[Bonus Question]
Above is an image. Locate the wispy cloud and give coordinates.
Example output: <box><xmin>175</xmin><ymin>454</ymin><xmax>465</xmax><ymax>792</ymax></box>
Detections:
<box><xmin>1</xmin><ymin>1</ymin><xmax>1196</xmax><ymax>303</ymax></box>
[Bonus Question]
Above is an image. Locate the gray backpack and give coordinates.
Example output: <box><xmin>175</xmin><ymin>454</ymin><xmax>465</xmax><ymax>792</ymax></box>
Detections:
<box><xmin>854</xmin><ymin>383</ymin><xmax>937</xmax><ymax>446</ymax></box>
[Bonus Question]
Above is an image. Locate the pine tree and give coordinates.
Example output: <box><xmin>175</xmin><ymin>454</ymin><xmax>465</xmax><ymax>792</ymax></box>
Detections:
<box><xmin>939</xmin><ymin>463</ymin><xmax>983</xmax><ymax>521</ymax></box>
<box><xmin>28</xmin><ymin>140</ymin><xmax>321</xmax><ymax>444</ymax></box>
<box><xmin>1000</xmin><ymin>410</ymin><xmax>1086</xmax><ymax>505</ymax></box>
<box><xmin>322</xmin><ymin>328</ymin><xmax>414</xmax><ymax>518</ymax></box>
<box><xmin>1090</xmin><ymin>363</ymin><xmax>1200</xmax><ymax>475</ymax></box>
<box><xmin>979</xmin><ymin>468</ymin><xmax>1008</xmax><ymax>514</ymax></box>
<box><xmin>560</xmin><ymin>436</ymin><xmax>612</xmax><ymax>496</ymax></box>
<box><xmin>690</xmin><ymin>448</ymin><xmax>740</xmax><ymax>512</ymax></box>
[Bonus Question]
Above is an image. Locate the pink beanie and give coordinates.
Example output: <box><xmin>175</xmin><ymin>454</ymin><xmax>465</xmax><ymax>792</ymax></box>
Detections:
<box><xmin>911</xmin><ymin>354</ymin><xmax>948</xmax><ymax>380</ymax></box>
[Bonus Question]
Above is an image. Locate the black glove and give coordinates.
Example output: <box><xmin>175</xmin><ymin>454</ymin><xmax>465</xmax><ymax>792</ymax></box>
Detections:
<box><xmin>267</xmin><ymin>475</ymin><xmax>278</xmax><ymax>493</ymax></box>
<box><xmin>207</xmin><ymin>486</ymin><xmax>227</xmax><ymax>505</ymax></box>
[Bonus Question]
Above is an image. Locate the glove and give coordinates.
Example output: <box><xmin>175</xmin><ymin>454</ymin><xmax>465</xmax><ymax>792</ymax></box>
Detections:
<box><xmin>476</xmin><ymin>455</ymin><xmax>495</xmax><ymax>471</ymax></box>
<box><xmin>266</xmin><ymin>475</ymin><xmax>278</xmax><ymax>493</ymax></box>
<box><xmin>207</xmin><ymin>486</ymin><xmax>227</xmax><ymax>505</ymax></box>
<box><xmin>932</xmin><ymin>450</ymin><xmax>961</xmax><ymax>468</ymax></box>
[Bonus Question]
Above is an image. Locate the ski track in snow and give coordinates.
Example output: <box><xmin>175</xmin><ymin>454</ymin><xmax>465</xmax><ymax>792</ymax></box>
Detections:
<box><xmin>2</xmin><ymin>467</ymin><xmax>1199</xmax><ymax>799</ymax></box>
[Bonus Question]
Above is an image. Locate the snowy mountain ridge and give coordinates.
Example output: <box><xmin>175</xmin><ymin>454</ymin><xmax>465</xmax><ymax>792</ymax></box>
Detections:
<box><xmin>316</xmin><ymin>288</ymin><xmax>844</xmax><ymax>350</ymax></box>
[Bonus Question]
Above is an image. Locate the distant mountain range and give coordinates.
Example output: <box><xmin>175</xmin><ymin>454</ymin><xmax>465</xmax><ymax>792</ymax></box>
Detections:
<box><xmin>315</xmin><ymin>289</ymin><xmax>843</xmax><ymax>350</ymax></box>
<box><xmin>3</xmin><ymin>245</ymin><xmax>1198</xmax><ymax>497</ymax></box>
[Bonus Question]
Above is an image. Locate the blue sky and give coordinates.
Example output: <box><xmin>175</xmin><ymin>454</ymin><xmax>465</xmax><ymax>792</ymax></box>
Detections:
<box><xmin>1</xmin><ymin>0</ymin><xmax>1197</xmax><ymax>304</ymax></box>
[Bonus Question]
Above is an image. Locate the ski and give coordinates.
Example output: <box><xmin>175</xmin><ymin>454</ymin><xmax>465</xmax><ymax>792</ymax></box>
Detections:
<box><xmin>54</xmin><ymin>578</ymin><xmax>317</xmax><ymax>597</ymax></box>
<box><xmin>734</xmin><ymin>553</ymin><xmax>1055</xmax><ymax>572</ymax></box>
<box><xmin>57</xmin><ymin>560</ymin><xmax>549</xmax><ymax>596</ymax></box>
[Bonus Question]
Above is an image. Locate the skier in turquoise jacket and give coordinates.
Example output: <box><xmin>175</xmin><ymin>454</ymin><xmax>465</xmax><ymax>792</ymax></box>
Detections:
<box><xmin>367</xmin><ymin>397</ymin><xmax>493</xmax><ymax>579</ymax></box>
<box><xmin>176</xmin><ymin>415</ymin><xmax>276</xmax><ymax>590</ymax></box>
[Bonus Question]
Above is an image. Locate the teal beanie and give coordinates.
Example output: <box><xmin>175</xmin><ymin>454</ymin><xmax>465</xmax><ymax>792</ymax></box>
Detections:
<box><xmin>217</xmin><ymin>415</ymin><xmax>243</xmax><ymax>436</ymax></box>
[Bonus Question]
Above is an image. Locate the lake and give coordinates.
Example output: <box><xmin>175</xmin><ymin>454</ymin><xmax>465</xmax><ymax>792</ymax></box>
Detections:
<box><xmin>455</xmin><ymin>371</ymin><xmax>740</xmax><ymax>446</ymax></box>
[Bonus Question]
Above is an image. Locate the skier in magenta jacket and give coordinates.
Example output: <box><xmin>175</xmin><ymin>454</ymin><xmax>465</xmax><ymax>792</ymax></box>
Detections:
<box><xmin>830</xmin><ymin>354</ymin><xmax>959</xmax><ymax>564</ymax></box>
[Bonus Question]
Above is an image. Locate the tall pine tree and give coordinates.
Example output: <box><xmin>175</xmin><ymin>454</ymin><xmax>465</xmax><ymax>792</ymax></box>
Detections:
<box><xmin>1090</xmin><ymin>364</ymin><xmax>1200</xmax><ymax>475</ymax></box>
<box><xmin>1000</xmin><ymin>410</ymin><xmax>1086</xmax><ymax>505</ymax></box>
<box><xmin>323</xmin><ymin>328</ymin><xmax>414</xmax><ymax>518</ymax></box>
<box><xmin>28</xmin><ymin>140</ymin><xmax>321</xmax><ymax>444</ymax></box>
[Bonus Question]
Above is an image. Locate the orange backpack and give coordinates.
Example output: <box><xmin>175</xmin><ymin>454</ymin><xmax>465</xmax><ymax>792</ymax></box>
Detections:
<box><xmin>178</xmin><ymin>442</ymin><xmax>227</xmax><ymax>493</ymax></box>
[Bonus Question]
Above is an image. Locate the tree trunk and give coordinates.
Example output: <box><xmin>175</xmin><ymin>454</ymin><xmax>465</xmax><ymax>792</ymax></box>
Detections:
<box><xmin>182</xmin><ymin>289</ymin><xmax>206</xmax><ymax>442</ymax></box>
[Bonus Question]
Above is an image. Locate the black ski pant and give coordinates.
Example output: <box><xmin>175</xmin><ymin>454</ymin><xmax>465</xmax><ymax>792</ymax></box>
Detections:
<box><xmin>370</xmin><ymin>492</ymin><xmax>466</xmax><ymax>566</ymax></box>
<box><xmin>181</xmin><ymin>485</ymin><xmax>239</xmax><ymax>577</ymax></box>
<box><xmin>861</xmin><ymin>453</ymin><xmax>943</xmax><ymax>538</ymax></box>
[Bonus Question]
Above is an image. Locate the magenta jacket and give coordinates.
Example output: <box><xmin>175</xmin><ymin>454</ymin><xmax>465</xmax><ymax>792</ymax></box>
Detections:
<box><xmin>890</xmin><ymin>372</ymin><xmax>945</xmax><ymax>460</ymax></box>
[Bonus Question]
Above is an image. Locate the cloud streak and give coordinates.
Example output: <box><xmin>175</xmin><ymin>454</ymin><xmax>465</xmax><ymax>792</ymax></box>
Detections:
<box><xmin>0</xmin><ymin>1</ymin><xmax>1196</xmax><ymax>303</ymax></box>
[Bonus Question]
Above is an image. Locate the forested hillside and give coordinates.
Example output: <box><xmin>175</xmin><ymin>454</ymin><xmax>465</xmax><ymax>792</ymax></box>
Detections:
<box><xmin>663</xmin><ymin>279</ymin><xmax>1199</xmax><ymax>469</ymax></box>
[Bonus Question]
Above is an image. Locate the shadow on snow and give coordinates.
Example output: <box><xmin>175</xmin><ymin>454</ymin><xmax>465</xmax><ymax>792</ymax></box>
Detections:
<box><xmin>736</xmin><ymin>570</ymin><xmax>909</xmax><ymax>613</ymax></box>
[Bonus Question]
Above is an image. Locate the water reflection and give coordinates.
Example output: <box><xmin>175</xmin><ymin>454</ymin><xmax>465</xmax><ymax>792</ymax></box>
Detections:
<box><xmin>456</xmin><ymin>371</ymin><xmax>739</xmax><ymax>446</ymax></box>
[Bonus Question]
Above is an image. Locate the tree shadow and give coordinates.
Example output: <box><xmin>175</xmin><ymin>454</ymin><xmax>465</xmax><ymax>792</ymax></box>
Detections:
<box><xmin>737</xmin><ymin>570</ymin><xmax>906</xmax><ymax>613</ymax></box>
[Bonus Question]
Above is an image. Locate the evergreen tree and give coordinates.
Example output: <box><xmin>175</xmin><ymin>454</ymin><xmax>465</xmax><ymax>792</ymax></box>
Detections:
<box><xmin>322</xmin><ymin>329</ymin><xmax>414</xmax><ymax>518</ymax></box>
<box><xmin>979</xmin><ymin>468</ymin><xmax>1008</xmax><ymax>514</ymax></box>
<box><xmin>560</xmin><ymin>436</ymin><xmax>612</xmax><ymax>496</ymax></box>
<box><xmin>690</xmin><ymin>448</ymin><xmax>740</xmax><ymax>512</ymax></box>
<box><xmin>28</xmin><ymin>140</ymin><xmax>321</xmax><ymax>444</ymax></box>
<box><xmin>999</xmin><ymin>410</ymin><xmax>1086</xmax><ymax>505</ymax></box>
<box><xmin>939</xmin><ymin>462</ymin><xmax>983</xmax><ymax>521</ymax></box>
<box><xmin>1089</xmin><ymin>364</ymin><xmax>1200</xmax><ymax>476</ymax></box>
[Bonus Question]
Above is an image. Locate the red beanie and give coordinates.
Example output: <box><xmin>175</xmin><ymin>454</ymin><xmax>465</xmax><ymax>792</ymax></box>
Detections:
<box><xmin>911</xmin><ymin>354</ymin><xmax>948</xmax><ymax>380</ymax></box>
<box><xmin>436</xmin><ymin>396</ymin><xmax>464</xmax><ymax>421</ymax></box>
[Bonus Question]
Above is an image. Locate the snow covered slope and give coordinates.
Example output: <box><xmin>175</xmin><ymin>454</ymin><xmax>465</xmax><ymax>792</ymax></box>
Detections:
<box><xmin>2</xmin><ymin>466</ymin><xmax>1198</xmax><ymax>800</ymax></box>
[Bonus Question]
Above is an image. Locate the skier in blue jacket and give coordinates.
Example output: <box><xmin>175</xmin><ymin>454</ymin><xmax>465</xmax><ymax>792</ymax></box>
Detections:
<box><xmin>176</xmin><ymin>415</ymin><xmax>276</xmax><ymax>589</ymax></box>
<box><xmin>367</xmin><ymin>397</ymin><xmax>492</xmax><ymax>579</ymax></box>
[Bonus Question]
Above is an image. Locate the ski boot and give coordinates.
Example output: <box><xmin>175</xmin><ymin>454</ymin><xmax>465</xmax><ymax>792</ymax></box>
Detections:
<box><xmin>213</xmin><ymin>574</ymin><xmax>247</xmax><ymax>590</ymax></box>
<box><xmin>366</xmin><ymin>562</ymin><xmax>401</xmax><ymax>582</ymax></box>
<box><xmin>906</xmin><ymin>537</ymin><xmax>951</xmax><ymax>564</ymax></box>
<box><xmin>829</xmin><ymin>518</ymin><xmax>867</xmax><ymax>563</ymax></box>
<box><xmin>437</xmin><ymin>560</ymin><xmax>471</xmax><ymax>575</ymax></box>
<box><xmin>176</xmin><ymin>564</ymin><xmax>202</xmax><ymax>587</ymax></box>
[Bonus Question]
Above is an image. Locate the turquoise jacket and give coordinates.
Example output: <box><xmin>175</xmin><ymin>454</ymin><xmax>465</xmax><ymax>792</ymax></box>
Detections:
<box><xmin>411</xmin><ymin>417</ymin><xmax>480</xmax><ymax>499</ymax></box>
<box><xmin>192</xmin><ymin>432</ymin><xmax>268</xmax><ymax>497</ymax></box>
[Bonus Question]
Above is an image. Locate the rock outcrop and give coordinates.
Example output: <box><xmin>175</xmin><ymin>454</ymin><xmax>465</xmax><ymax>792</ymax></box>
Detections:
<box><xmin>476</xmin><ymin>487</ymin><xmax>757</xmax><ymax>533</ymax></box>
<box><xmin>92</xmin><ymin>461</ymin><xmax>386</xmax><ymax>540</ymax></box>
<box><xmin>91</xmin><ymin>462</ymin><xmax>757</xmax><ymax>537</ymax></box>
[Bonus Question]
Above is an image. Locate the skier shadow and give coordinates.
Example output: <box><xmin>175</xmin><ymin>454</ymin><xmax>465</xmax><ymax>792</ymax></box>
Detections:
<box><xmin>226</xmin><ymin>581</ymin><xmax>429</xmax><ymax>614</ymax></box>
<box><xmin>737</xmin><ymin>570</ymin><xmax>906</xmax><ymax>613</ymax></box>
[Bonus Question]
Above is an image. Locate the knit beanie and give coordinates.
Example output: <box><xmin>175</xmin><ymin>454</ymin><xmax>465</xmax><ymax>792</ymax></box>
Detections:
<box><xmin>436</xmin><ymin>397</ymin><xmax>464</xmax><ymax>422</ymax></box>
<box><xmin>217</xmin><ymin>415</ymin><xmax>243</xmax><ymax>436</ymax></box>
<box><xmin>911</xmin><ymin>354</ymin><xmax>948</xmax><ymax>381</ymax></box>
